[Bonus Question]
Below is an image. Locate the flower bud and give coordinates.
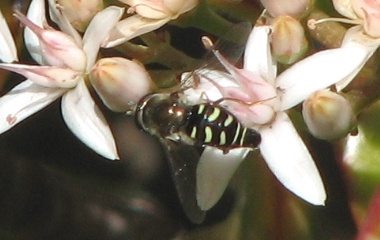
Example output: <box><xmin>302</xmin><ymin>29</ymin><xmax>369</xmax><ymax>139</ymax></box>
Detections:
<box><xmin>56</xmin><ymin>0</ymin><xmax>104</xmax><ymax>32</ymax></box>
<box><xmin>302</xmin><ymin>90</ymin><xmax>356</xmax><ymax>140</ymax></box>
<box><xmin>90</xmin><ymin>57</ymin><xmax>155</xmax><ymax>112</ymax></box>
<box><xmin>260</xmin><ymin>0</ymin><xmax>312</xmax><ymax>18</ymax></box>
<box><xmin>271</xmin><ymin>16</ymin><xmax>308</xmax><ymax>64</ymax></box>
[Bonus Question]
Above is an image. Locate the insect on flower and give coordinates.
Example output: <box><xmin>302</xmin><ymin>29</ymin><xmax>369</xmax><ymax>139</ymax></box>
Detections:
<box><xmin>132</xmin><ymin>23</ymin><xmax>258</xmax><ymax>223</ymax></box>
<box><xmin>134</xmin><ymin>90</ymin><xmax>262</xmax><ymax>223</ymax></box>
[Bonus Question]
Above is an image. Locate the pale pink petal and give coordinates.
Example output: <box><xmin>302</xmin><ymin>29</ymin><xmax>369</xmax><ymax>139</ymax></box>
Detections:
<box><xmin>259</xmin><ymin>112</ymin><xmax>326</xmax><ymax>205</ymax></box>
<box><xmin>102</xmin><ymin>15</ymin><xmax>168</xmax><ymax>48</ymax></box>
<box><xmin>61</xmin><ymin>80</ymin><xmax>119</xmax><ymax>160</ymax></box>
<box><xmin>0</xmin><ymin>80</ymin><xmax>65</xmax><ymax>133</ymax></box>
<box><xmin>212</xmin><ymin>50</ymin><xmax>277</xmax><ymax>101</ymax></box>
<box><xmin>82</xmin><ymin>6</ymin><xmax>124</xmax><ymax>70</ymax></box>
<box><xmin>24</xmin><ymin>0</ymin><xmax>46</xmax><ymax>64</ymax></box>
<box><xmin>0</xmin><ymin>10</ymin><xmax>18</xmax><ymax>62</ymax></box>
<box><xmin>277</xmin><ymin>47</ymin><xmax>370</xmax><ymax>111</ymax></box>
<box><xmin>196</xmin><ymin>147</ymin><xmax>250</xmax><ymax>210</ymax></box>
<box><xmin>244</xmin><ymin>25</ymin><xmax>277</xmax><ymax>85</ymax></box>
<box><xmin>15</xmin><ymin>10</ymin><xmax>87</xmax><ymax>71</ymax></box>
<box><xmin>0</xmin><ymin>63</ymin><xmax>81</xmax><ymax>88</ymax></box>
<box><xmin>25</xmin><ymin>0</ymin><xmax>84</xmax><ymax>67</ymax></box>
<box><xmin>228</xmin><ymin>102</ymin><xmax>276</xmax><ymax>126</ymax></box>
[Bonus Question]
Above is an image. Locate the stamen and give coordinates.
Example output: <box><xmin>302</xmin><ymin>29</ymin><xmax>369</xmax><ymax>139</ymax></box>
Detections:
<box><xmin>3</xmin><ymin>89</ymin><xmax>66</xmax><ymax>126</ymax></box>
<box><xmin>127</xmin><ymin>6</ymin><xmax>136</xmax><ymax>14</ymax></box>
<box><xmin>6</xmin><ymin>115</ymin><xmax>17</xmax><ymax>125</ymax></box>
<box><xmin>127</xmin><ymin>3</ymin><xmax>165</xmax><ymax>15</ymax></box>
<box><xmin>214</xmin><ymin>96</ymin><xmax>276</xmax><ymax>107</ymax></box>
<box><xmin>13</xmin><ymin>9</ymin><xmax>43</xmax><ymax>34</ymax></box>
<box><xmin>201</xmin><ymin>36</ymin><xmax>214</xmax><ymax>50</ymax></box>
<box><xmin>307</xmin><ymin>17</ymin><xmax>362</xmax><ymax>30</ymax></box>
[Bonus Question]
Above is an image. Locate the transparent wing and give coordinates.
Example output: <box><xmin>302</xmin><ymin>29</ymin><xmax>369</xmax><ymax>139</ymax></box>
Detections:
<box><xmin>160</xmin><ymin>139</ymin><xmax>206</xmax><ymax>224</ymax></box>
<box><xmin>180</xmin><ymin>21</ymin><xmax>252</xmax><ymax>89</ymax></box>
<box><xmin>205</xmin><ymin>21</ymin><xmax>252</xmax><ymax>68</ymax></box>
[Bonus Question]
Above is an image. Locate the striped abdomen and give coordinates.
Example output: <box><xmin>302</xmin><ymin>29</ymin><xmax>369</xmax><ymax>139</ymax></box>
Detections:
<box><xmin>185</xmin><ymin>104</ymin><xmax>261</xmax><ymax>151</ymax></box>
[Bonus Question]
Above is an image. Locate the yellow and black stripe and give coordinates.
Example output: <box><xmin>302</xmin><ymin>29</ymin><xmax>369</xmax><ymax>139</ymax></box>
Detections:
<box><xmin>185</xmin><ymin>104</ymin><xmax>261</xmax><ymax>150</ymax></box>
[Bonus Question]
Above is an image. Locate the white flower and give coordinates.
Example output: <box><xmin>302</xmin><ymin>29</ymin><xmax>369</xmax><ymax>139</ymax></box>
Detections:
<box><xmin>102</xmin><ymin>0</ymin><xmax>198</xmax><ymax>48</ymax></box>
<box><xmin>309</xmin><ymin>0</ymin><xmax>380</xmax><ymax>90</ymax></box>
<box><xmin>0</xmin><ymin>0</ymin><xmax>124</xmax><ymax>159</ymax></box>
<box><xmin>184</xmin><ymin>21</ymin><xmax>377</xmax><ymax>210</ymax></box>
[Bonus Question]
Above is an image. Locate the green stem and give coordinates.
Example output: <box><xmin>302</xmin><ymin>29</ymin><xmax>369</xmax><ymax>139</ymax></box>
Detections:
<box><xmin>112</xmin><ymin>31</ymin><xmax>203</xmax><ymax>70</ymax></box>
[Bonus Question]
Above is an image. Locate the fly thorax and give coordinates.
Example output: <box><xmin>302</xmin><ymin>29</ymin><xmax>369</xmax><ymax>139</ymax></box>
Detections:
<box><xmin>135</xmin><ymin>93</ymin><xmax>189</xmax><ymax>137</ymax></box>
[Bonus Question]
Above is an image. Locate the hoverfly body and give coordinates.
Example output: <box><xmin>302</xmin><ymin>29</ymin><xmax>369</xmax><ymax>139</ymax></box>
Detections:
<box><xmin>133</xmin><ymin>22</ymin><xmax>258</xmax><ymax>223</ymax></box>
<box><xmin>134</xmin><ymin>90</ymin><xmax>261</xmax><ymax>223</ymax></box>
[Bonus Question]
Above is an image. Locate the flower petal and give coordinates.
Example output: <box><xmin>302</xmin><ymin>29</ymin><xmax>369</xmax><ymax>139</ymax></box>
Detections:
<box><xmin>102</xmin><ymin>15</ymin><xmax>168</xmax><ymax>48</ymax></box>
<box><xmin>0</xmin><ymin>10</ymin><xmax>18</xmax><ymax>62</ymax></box>
<box><xmin>244</xmin><ymin>25</ymin><xmax>277</xmax><ymax>85</ymax></box>
<box><xmin>277</xmin><ymin>46</ymin><xmax>370</xmax><ymax>110</ymax></box>
<box><xmin>259</xmin><ymin>112</ymin><xmax>326</xmax><ymax>205</ymax></box>
<box><xmin>196</xmin><ymin>147</ymin><xmax>249</xmax><ymax>210</ymax></box>
<box><xmin>335</xmin><ymin>26</ymin><xmax>380</xmax><ymax>90</ymax></box>
<box><xmin>61</xmin><ymin>80</ymin><xmax>119</xmax><ymax>160</ymax></box>
<box><xmin>0</xmin><ymin>80</ymin><xmax>65</xmax><ymax>133</ymax></box>
<box><xmin>24</xmin><ymin>0</ymin><xmax>46</xmax><ymax>64</ymax></box>
<box><xmin>82</xmin><ymin>6</ymin><xmax>124</xmax><ymax>70</ymax></box>
<box><xmin>15</xmin><ymin>10</ymin><xmax>87</xmax><ymax>71</ymax></box>
<box><xmin>0</xmin><ymin>63</ymin><xmax>81</xmax><ymax>88</ymax></box>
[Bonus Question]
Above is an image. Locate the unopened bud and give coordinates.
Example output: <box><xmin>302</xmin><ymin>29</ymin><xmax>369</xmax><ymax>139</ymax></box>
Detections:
<box><xmin>271</xmin><ymin>16</ymin><xmax>308</xmax><ymax>64</ymax></box>
<box><xmin>302</xmin><ymin>90</ymin><xmax>356</xmax><ymax>140</ymax></box>
<box><xmin>260</xmin><ymin>0</ymin><xmax>312</xmax><ymax>18</ymax></box>
<box><xmin>90</xmin><ymin>57</ymin><xmax>155</xmax><ymax>112</ymax></box>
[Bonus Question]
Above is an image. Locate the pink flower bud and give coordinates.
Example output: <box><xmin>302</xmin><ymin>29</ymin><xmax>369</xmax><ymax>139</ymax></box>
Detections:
<box><xmin>302</xmin><ymin>90</ymin><xmax>355</xmax><ymax>140</ymax></box>
<box><xmin>260</xmin><ymin>0</ymin><xmax>312</xmax><ymax>17</ymax></box>
<box><xmin>90</xmin><ymin>57</ymin><xmax>155</xmax><ymax>112</ymax></box>
<box><xmin>56</xmin><ymin>0</ymin><xmax>104</xmax><ymax>32</ymax></box>
<box><xmin>14</xmin><ymin>10</ymin><xmax>86</xmax><ymax>71</ymax></box>
<box><xmin>271</xmin><ymin>16</ymin><xmax>308</xmax><ymax>64</ymax></box>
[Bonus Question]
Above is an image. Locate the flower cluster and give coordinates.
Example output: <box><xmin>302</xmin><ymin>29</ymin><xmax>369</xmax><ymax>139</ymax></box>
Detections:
<box><xmin>0</xmin><ymin>0</ymin><xmax>378</xmax><ymax>229</ymax></box>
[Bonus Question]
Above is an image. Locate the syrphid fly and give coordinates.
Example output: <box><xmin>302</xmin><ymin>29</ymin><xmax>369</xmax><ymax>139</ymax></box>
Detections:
<box><xmin>134</xmin><ymin>90</ymin><xmax>261</xmax><ymax>223</ymax></box>
<box><xmin>132</xmin><ymin>22</ymin><xmax>258</xmax><ymax>223</ymax></box>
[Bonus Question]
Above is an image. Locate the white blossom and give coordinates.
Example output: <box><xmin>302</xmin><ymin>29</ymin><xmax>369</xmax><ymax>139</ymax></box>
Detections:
<box><xmin>0</xmin><ymin>0</ymin><xmax>124</xmax><ymax>159</ymax></box>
